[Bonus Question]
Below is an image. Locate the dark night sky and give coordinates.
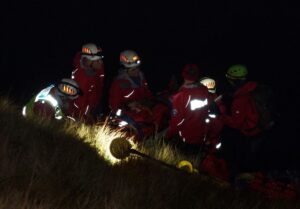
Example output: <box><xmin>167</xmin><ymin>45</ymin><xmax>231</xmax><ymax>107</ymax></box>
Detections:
<box><xmin>1</xmin><ymin>1</ymin><xmax>300</xmax><ymax>168</ymax></box>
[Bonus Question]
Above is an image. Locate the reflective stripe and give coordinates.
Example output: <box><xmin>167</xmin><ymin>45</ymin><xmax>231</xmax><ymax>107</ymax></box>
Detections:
<box><xmin>67</xmin><ymin>116</ymin><xmax>76</xmax><ymax>121</ymax></box>
<box><xmin>22</xmin><ymin>106</ymin><xmax>26</xmax><ymax>116</ymax></box>
<box><xmin>185</xmin><ymin>95</ymin><xmax>191</xmax><ymax>108</ymax></box>
<box><xmin>124</xmin><ymin>90</ymin><xmax>135</xmax><ymax>98</ymax></box>
<box><xmin>190</xmin><ymin>99</ymin><xmax>208</xmax><ymax>110</ymax></box>
<box><xmin>177</xmin><ymin>118</ymin><xmax>185</xmax><ymax>126</ymax></box>
<box><xmin>85</xmin><ymin>105</ymin><xmax>90</xmax><ymax>115</ymax></box>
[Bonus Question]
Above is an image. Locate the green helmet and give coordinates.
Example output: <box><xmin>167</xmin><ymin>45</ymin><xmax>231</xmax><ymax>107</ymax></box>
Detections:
<box><xmin>226</xmin><ymin>64</ymin><xmax>248</xmax><ymax>80</ymax></box>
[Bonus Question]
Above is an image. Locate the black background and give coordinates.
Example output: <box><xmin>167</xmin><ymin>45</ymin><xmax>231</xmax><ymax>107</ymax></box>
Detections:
<box><xmin>1</xmin><ymin>1</ymin><xmax>300</xmax><ymax>169</ymax></box>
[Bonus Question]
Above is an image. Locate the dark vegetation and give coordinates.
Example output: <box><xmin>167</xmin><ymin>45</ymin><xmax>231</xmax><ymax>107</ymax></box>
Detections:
<box><xmin>0</xmin><ymin>97</ymin><xmax>299</xmax><ymax>209</ymax></box>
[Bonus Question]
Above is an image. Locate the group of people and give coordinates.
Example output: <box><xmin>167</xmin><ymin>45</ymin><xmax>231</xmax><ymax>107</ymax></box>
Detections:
<box><xmin>22</xmin><ymin>43</ymin><xmax>105</xmax><ymax>122</ymax></box>
<box><xmin>22</xmin><ymin>42</ymin><xmax>277</xmax><ymax>183</ymax></box>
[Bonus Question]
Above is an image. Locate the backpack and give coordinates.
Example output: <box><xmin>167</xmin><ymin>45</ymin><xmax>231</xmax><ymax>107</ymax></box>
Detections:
<box><xmin>250</xmin><ymin>84</ymin><xmax>279</xmax><ymax>131</ymax></box>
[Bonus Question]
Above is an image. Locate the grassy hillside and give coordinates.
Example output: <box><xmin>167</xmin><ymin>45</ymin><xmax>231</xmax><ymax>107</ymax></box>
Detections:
<box><xmin>0</xmin><ymin>97</ymin><xmax>299</xmax><ymax>209</ymax></box>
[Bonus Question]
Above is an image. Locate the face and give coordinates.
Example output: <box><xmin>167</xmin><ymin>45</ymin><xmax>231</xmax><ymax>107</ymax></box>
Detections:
<box><xmin>89</xmin><ymin>59</ymin><xmax>103</xmax><ymax>70</ymax></box>
<box><xmin>127</xmin><ymin>67</ymin><xmax>140</xmax><ymax>77</ymax></box>
<box><xmin>227</xmin><ymin>78</ymin><xmax>236</xmax><ymax>87</ymax></box>
<box><xmin>84</xmin><ymin>58</ymin><xmax>103</xmax><ymax>70</ymax></box>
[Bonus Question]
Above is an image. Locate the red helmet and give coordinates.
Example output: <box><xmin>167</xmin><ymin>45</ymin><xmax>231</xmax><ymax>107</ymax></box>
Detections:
<box><xmin>182</xmin><ymin>64</ymin><xmax>200</xmax><ymax>82</ymax></box>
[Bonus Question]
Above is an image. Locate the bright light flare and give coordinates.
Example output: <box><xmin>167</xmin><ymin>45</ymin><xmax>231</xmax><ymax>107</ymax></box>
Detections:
<box><xmin>75</xmin><ymin>122</ymin><xmax>136</xmax><ymax>165</ymax></box>
<box><xmin>22</xmin><ymin>106</ymin><xmax>26</xmax><ymax>116</ymax></box>
<box><xmin>118</xmin><ymin>121</ymin><xmax>128</xmax><ymax>127</ymax></box>
<box><xmin>216</xmin><ymin>142</ymin><xmax>221</xmax><ymax>149</ymax></box>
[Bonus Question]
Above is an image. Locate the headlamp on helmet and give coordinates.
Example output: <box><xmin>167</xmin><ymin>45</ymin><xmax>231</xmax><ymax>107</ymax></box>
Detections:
<box><xmin>199</xmin><ymin>77</ymin><xmax>216</xmax><ymax>93</ymax></box>
<box><xmin>57</xmin><ymin>78</ymin><xmax>81</xmax><ymax>99</ymax></box>
<box><xmin>81</xmin><ymin>43</ymin><xmax>104</xmax><ymax>61</ymax></box>
<box><xmin>120</xmin><ymin>50</ymin><xmax>141</xmax><ymax>69</ymax></box>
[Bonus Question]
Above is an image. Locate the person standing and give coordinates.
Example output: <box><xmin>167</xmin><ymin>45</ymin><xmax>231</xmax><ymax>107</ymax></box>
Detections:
<box><xmin>165</xmin><ymin>64</ymin><xmax>210</xmax><ymax>156</ymax></box>
<box><xmin>219</xmin><ymin>64</ymin><xmax>265</xmax><ymax>183</ymax></box>
<box><xmin>199</xmin><ymin>76</ymin><xmax>225</xmax><ymax>154</ymax></box>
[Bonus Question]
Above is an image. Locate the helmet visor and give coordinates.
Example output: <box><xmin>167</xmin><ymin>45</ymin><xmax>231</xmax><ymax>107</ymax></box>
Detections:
<box><xmin>124</xmin><ymin>59</ymin><xmax>141</xmax><ymax>67</ymax></box>
<box><xmin>81</xmin><ymin>51</ymin><xmax>104</xmax><ymax>60</ymax></box>
<box><xmin>225</xmin><ymin>73</ymin><xmax>246</xmax><ymax>80</ymax></box>
<box><xmin>58</xmin><ymin>83</ymin><xmax>81</xmax><ymax>97</ymax></box>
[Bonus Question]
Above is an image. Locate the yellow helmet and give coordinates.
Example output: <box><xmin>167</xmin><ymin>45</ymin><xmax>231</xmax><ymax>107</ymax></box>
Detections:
<box><xmin>226</xmin><ymin>64</ymin><xmax>248</xmax><ymax>80</ymax></box>
<box><xmin>176</xmin><ymin>160</ymin><xmax>198</xmax><ymax>173</ymax></box>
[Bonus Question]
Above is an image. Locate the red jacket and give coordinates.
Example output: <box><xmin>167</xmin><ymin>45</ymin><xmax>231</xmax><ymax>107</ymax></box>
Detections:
<box><xmin>71</xmin><ymin>52</ymin><xmax>105</xmax><ymax>118</ymax></box>
<box><xmin>206</xmin><ymin>93</ymin><xmax>225</xmax><ymax>152</ymax></box>
<box><xmin>108</xmin><ymin>70</ymin><xmax>153</xmax><ymax>111</ymax></box>
<box><xmin>220</xmin><ymin>81</ymin><xmax>261</xmax><ymax>137</ymax></box>
<box><xmin>166</xmin><ymin>83</ymin><xmax>210</xmax><ymax>144</ymax></box>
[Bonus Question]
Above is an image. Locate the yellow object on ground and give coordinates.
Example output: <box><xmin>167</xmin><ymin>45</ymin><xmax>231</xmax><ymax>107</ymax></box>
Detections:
<box><xmin>176</xmin><ymin>160</ymin><xmax>198</xmax><ymax>173</ymax></box>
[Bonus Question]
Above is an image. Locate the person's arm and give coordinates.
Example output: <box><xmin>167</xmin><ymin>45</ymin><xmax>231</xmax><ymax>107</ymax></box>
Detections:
<box><xmin>220</xmin><ymin>97</ymin><xmax>247</xmax><ymax>129</ymax></box>
<box><xmin>33</xmin><ymin>101</ymin><xmax>55</xmax><ymax>119</ymax></box>
<box><xmin>166</xmin><ymin>94</ymin><xmax>184</xmax><ymax>139</ymax></box>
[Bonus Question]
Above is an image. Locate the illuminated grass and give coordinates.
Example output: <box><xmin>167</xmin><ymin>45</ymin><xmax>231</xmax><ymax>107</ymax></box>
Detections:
<box><xmin>61</xmin><ymin>117</ymin><xmax>137</xmax><ymax>165</ymax></box>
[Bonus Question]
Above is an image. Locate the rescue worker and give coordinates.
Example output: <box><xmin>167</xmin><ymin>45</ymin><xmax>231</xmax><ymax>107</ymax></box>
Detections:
<box><xmin>108</xmin><ymin>50</ymin><xmax>169</xmax><ymax>140</ymax></box>
<box><xmin>198</xmin><ymin>77</ymin><xmax>229</xmax><ymax>181</ymax></box>
<box><xmin>218</xmin><ymin>64</ymin><xmax>264</xmax><ymax>183</ymax></box>
<box><xmin>199</xmin><ymin>77</ymin><xmax>225</xmax><ymax>153</ymax></box>
<box><xmin>71</xmin><ymin>43</ymin><xmax>105</xmax><ymax>123</ymax></box>
<box><xmin>165</xmin><ymin>64</ymin><xmax>210</xmax><ymax>156</ymax></box>
<box><xmin>109</xmin><ymin>50</ymin><xmax>152</xmax><ymax>111</ymax></box>
<box><xmin>22</xmin><ymin>78</ymin><xmax>81</xmax><ymax>121</ymax></box>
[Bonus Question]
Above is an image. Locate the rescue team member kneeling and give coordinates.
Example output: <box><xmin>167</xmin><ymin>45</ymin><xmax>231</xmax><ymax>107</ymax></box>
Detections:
<box><xmin>22</xmin><ymin>78</ymin><xmax>82</xmax><ymax>122</ymax></box>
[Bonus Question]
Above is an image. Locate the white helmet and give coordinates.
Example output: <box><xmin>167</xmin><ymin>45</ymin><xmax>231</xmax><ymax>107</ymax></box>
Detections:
<box><xmin>81</xmin><ymin>43</ymin><xmax>103</xmax><ymax>61</ymax></box>
<box><xmin>57</xmin><ymin>78</ymin><xmax>81</xmax><ymax>100</ymax></box>
<box><xmin>199</xmin><ymin>77</ymin><xmax>216</xmax><ymax>93</ymax></box>
<box><xmin>120</xmin><ymin>50</ymin><xmax>141</xmax><ymax>68</ymax></box>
